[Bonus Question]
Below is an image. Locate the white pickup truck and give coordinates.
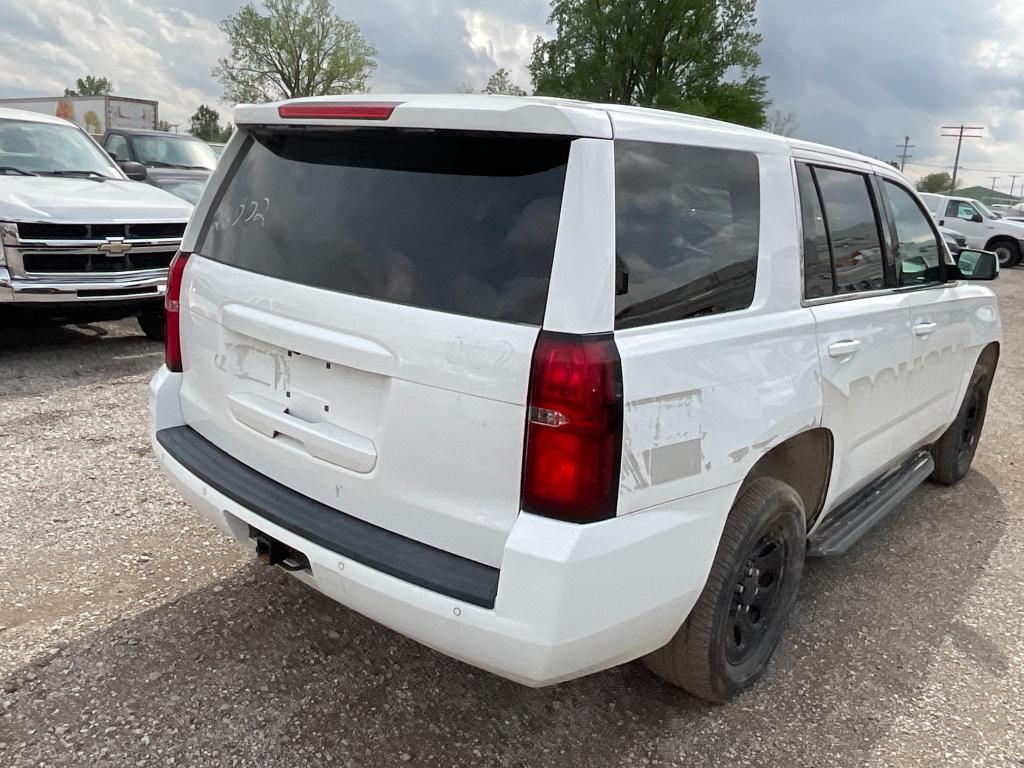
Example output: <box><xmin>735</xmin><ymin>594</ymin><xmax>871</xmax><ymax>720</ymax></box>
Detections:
<box><xmin>0</xmin><ymin>107</ymin><xmax>191</xmax><ymax>337</ymax></box>
<box><xmin>919</xmin><ymin>192</ymin><xmax>1024</xmax><ymax>267</ymax></box>
<box><xmin>151</xmin><ymin>95</ymin><xmax>1001</xmax><ymax>702</ymax></box>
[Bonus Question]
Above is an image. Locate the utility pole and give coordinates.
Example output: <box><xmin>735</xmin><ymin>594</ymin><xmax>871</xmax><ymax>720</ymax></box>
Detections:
<box><xmin>897</xmin><ymin>136</ymin><xmax>914</xmax><ymax>172</ymax></box>
<box><xmin>990</xmin><ymin>176</ymin><xmax>1000</xmax><ymax>191</ymax></box>
<box><xmin>1010</xmin><ymin>175</ymin><xmax>1019</xmax><ymax>198</ymax></box>
<box><xmin>941</xmin><ymin>124</ymin><xmax>984</xmax><ymax>194</ymax></box>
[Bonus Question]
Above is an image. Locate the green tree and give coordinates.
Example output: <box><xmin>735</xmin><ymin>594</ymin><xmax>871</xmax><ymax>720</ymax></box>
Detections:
<box><xmin>529</xmin><ymin>0</ymin><xmax>768</xmax><ymax>127</ymax></box>
<box><xmin>917</xmin><ymin>172</ymin><xmax>952</xmax><ymax>194</ymax></box>
<box><xmin>214</xmin><ymin>0</ymin><xmax>376</xmax><ymax>103</ymax></box>
<box><xmin>156</xmin><ymin>120</ymin><xmax>174</xmax><ymax>132</ymax></box>
<box><xmin>189</xmin><ymin>104</ymin><xmax>232</xmax><ymax>142</ymax></box>
<box><xmin>64</xmin><ymin>75</ymin><xmax>113</xmax><ymax>97</ymax></box>
<box><xmin>482</xmin><ymin>67</ymin><xmax>527</xmax><ymax>96</ymax></box>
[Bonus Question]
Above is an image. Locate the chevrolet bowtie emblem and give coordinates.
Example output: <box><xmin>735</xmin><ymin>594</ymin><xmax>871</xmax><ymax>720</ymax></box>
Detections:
<box><xmin>99</xmin><ymin>238</ymin><xmax>132</xmax><ymax>255</ymax></box>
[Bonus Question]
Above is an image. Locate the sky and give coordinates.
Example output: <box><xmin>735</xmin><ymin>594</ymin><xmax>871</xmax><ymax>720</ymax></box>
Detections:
<box><xmin>1</xmin><ymin>0</ymin><xmax>1023</xmax><ymax>194</ymax></box>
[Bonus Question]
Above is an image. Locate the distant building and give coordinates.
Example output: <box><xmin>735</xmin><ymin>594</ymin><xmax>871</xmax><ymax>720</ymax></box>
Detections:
<box><xmin>954</xmin><ymin>186</ymin><xmax>1021</xmax><ymax>206</ymax></box>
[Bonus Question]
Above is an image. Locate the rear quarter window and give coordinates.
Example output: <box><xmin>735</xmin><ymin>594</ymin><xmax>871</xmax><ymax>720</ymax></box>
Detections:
<box><xmin>196</xmin><ymin>130</ymin><xmax>571</xmax><ymax>324</ymax></box>
<box><xmin>614</xmin><ymin>140</ymin><xmax>760</xmax><ymax>329</ymax></box>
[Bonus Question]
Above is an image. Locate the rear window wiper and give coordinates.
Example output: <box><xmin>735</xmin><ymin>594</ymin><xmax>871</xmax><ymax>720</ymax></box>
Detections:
<box><xmin>41</xmin><ymin>170</ymin><xmax>111</xmax><ymax>180</ymax></box>
<box><xmin>0</xmin><ymin>166</ymin><xmax>37</xmax><ymax>176</ymax></box>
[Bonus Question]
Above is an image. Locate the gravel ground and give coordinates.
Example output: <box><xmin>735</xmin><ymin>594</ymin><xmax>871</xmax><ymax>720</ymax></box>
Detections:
<box><xmin>1</xmin><ymin>273</ymin><xmax>1023</xmax><ymax>768</ymax></box>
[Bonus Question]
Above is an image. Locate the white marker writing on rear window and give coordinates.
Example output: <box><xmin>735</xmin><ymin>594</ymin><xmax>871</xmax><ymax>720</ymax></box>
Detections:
<box><xmin>213</xmin><ymin>197</ymin><xmax>270</xmax><ymax>230</ymax></box>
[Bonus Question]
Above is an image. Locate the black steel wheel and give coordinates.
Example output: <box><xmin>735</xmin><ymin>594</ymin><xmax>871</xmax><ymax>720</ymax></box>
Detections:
<box><xmin>726</xmin><ymin>530</ymin><xmax>789</xmax><ymax>666</ymax></box>
<box><xmin>932</xmin><ymin>364</ymin><xmax>991</xmax><ymax>485</ymax></box>
<box><xmin>644</xmin><ymin>477</ymin><xmax>805</xmax><ymax>702</ymax></box>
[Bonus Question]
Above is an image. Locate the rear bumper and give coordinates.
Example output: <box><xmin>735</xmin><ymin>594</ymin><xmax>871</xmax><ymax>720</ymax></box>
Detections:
<box><xmin>150</xmin><ymin>366</ymin><xmax>732</xmax><ymax>686</ymax></box>
<box><xmin>0</xmin><ymin>266</ymin><xmax>166</xmax><ymax>304</ymax></box>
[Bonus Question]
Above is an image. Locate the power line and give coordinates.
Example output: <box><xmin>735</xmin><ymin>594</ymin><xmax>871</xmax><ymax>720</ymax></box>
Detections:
<box><xmin>897</xmin><ymin>135</ymin><xmax>914</xmax><ymax>172</ymax></box>
<box><xmin>941</xmin><ymin>124</ymin><xmax>984</xmax><ymax>194</ymax></box>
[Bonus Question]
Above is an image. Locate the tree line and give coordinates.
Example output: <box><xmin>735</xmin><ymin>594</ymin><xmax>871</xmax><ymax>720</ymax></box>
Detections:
<box><xmin>212</xmin><ymin>0</ymin><xmax>793</xmax><ymax>131</ymax></box>
<box><xmin>68</xmin><ymin>0</ymin><xmax>803</xmax><ymax>138</ymax></box>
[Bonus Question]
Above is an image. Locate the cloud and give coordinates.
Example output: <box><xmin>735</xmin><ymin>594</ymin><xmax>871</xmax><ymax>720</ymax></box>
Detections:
<box><xmin>0</xmin><ymin>0</ymin><xmax>228</xmax><ymax>129</ymax></box>
<box><xmin>757</xmin><ymin>0</ymin><xmax>1024</xmax><ymax>191</ymax></box>
<box><xmin>0</xmin><ymin>0</ymin><xmax>1021</xmax><ymax>194</ymax></box>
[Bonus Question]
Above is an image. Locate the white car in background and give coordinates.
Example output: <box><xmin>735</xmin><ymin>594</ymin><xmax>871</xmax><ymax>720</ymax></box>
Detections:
<box><xmin>0</xmin><ymin>107</ymin><xmax>191</xmax><ymax>337</ymax></box>
<box><xmin>919</xmin><ymin>192</ymin><xmax>1024</xmax><ymax>267</ymax></box>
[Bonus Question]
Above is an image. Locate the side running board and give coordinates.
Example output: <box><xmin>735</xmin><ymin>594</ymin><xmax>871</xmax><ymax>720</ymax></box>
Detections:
<box><xmin>807</xmin><ymin>450</ymin><xmax>934</xmax><ymax>557</ymax></box>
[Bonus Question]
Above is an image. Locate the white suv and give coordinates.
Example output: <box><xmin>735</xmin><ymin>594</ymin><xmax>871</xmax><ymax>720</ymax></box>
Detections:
<box><xmin>151</xmin><ymin>96</ymin><xmax>1001</xmax><ymax>702</ymax></box>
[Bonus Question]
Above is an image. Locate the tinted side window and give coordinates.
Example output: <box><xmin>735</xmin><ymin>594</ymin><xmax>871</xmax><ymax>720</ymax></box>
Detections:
<box><xmin>813</xmin><ymin>168</ymin><xmax>885</xmax><ymax>294</ymax></box>
<box><xmin>105</xmin><ymin>134</ymin><xmax>129</xmax><ymax>161</ymax></box>
<box><xmin>796</xmin><ymin>163</ymin><xmax>833</xmax><ymax>298</ymax></box>
<box><xmin>947</xmin><ymin>200</ymin><xmax>977</xmax><ymax>221</ymax></box>
<box><xmin>614</xmin><ymin>141</ymin><xmax>760</xmax><ymax>329</ymax></box>
<box><xmin>883</xmin><ymin>180</ymin><xmax>945</xmax><ymax>286</ymax></box>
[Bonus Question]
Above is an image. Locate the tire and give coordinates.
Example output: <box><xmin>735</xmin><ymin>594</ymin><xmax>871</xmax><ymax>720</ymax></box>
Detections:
<box><xmin>644</xmin><ymin>478</ymin><xmax>805</xmax><ymax>703</ymax></box>
<box><xmin>136</xmin><ymin>308</ymin><xmax>165</xmax><ymax>341</ymax></box>
<box><xmin>989</xmin><ymin>239</ymin><xmax>1021</xmax><ymax>268</ymax></box>
<box><xmin>931</xmin><ymin>365</ymin><xmax>991</xmax><ymax>485</ymax></box>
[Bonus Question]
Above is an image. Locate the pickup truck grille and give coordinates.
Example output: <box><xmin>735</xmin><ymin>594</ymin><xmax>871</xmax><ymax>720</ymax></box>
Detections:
<box><xmin>16</xmin><ymin>222</ymin><xmax>187</xmax><ymax>241</ymax></box>
<box><xmin>2</xmin><ymin>222</ymin><xmax>186</xmax><ymax>277</ymax></box>
<box><xmin>21</xmin><ymin>250</ymin><xmax>176</xmax><ymax>274</ymax></box>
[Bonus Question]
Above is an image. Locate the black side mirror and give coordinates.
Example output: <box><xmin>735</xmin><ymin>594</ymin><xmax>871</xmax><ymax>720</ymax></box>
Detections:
<box><xmin>108</xmin><ymin>150</ymin><xmax>118</xmax><ymax>162</ymax></box>
<box><xmin>118</xmin><ymin>161</ymin><xmax>147</xmax><ymax>181</ymax></box>
<box><xmin>971</xmin><ymin>213</ymin><xmax>983</xmax><ymax>223</ymax></box>
<box><xmin>956</xmin><ymin>249</ymin><xmax>998</xmax><ymax>280</ymax></box>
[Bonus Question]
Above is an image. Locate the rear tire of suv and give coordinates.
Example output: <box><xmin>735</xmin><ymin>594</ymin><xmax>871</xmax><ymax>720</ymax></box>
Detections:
<box><xmin>643</xmin><ymin>478</ymin><xmax>805</xmax><ymax>703</ymax></box>
<box><xmin>931</xmin><ymin>365</ymin><xmax>991</xmax><ymax>485</ymax></box>
<box><xmin>990</xmin><ymin>239</ymin><xmax>1021</xmax><ymax>268</ymax></box>
<box><xmin>137</xmin><ymin>308</ymin><xmax>165</xmax><ymax>341</ymax></box>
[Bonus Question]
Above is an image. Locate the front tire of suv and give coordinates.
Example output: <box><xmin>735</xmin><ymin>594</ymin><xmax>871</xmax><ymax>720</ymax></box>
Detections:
<box><xmin>136</xmin><ymin>307</ymin><xmax>165</xmax><ymax>341</ymax></box>
<box><xmin>643</xmin><ymin>478</ymin><xmax>805</xmax><ymax>703</ymax></box>
<box><xmin>931</xmin><ymin>364</ymin><xmax>991</xmax><ymax>485</ymax></box>
<box><xmin>990</xmin><ymin>239</ymin><xmax>1021</xmax><ymax>268</ymax></box>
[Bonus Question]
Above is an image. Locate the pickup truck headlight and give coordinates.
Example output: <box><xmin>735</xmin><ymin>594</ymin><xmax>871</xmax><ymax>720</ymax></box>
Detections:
<box><xmin>0</xmin><ymin>223</ymin><xmax>16</xmax><ymax>266</ymax></box>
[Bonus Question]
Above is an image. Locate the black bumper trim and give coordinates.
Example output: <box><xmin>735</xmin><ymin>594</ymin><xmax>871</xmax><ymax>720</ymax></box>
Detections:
<box><xmin>156</xmin><ymin>425</ymin><xmax>500</xmax><ymax>608</ymax></box>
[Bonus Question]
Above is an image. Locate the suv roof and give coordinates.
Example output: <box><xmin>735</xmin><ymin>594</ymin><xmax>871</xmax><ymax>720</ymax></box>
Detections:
<box><xmin>234</xmin><ymin>94</ymin><xmax>898</xmax><ymax>174</ymax></box>
<box><xmin>234</xmin><ymin>94</ymin><xmax>903</xmax><ymax>177</ymax></box>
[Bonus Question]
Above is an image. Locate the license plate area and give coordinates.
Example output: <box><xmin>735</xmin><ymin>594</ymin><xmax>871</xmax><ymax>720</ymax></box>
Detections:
<box><xmin>248</xmin><ymin>525</ymin><xmax>311</xmax><ymax>572</ymax></box>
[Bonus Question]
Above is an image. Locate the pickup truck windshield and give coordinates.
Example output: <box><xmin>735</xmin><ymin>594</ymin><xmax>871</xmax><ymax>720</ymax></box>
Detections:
<box><xmin>0</xmin><ymin>118</ymin><xmax>120</xmax><ymax>179</ymax></box>
<box><xmin>133</xmin><ymin>135</ymin><xmax>217</xmax><ymax>170</ymax></box>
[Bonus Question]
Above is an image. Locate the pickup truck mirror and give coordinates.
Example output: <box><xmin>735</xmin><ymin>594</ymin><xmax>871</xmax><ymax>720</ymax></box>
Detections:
<box><xmin>971</xmin><ymin>213</ymin><xmax>984</xmax><ymax>223</ymax></box>
<box><xmin>955</xmin><ymin>249</ymin><xmax>998</xmax><ymax>280</ymax></box>
<box><xmin>118</xmin><ymin>161</ymin><xmax>148</xmax><ymax>181</ymax></box>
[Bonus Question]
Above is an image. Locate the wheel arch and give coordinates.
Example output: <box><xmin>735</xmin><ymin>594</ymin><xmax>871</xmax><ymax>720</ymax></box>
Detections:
<box><xmin>739</xmin><ymin>428</ymin><xmax>834</xmax><ymax>531</ymax></box>
<box><xmin>975</xmin><ymin>341</ymin><xmax>1000</xmax><ymax>377</ymax></box>
<box><xmin>983</xmin><ymin>235</ymin><xmax>1020</xmax><ymax>256</ymax></box>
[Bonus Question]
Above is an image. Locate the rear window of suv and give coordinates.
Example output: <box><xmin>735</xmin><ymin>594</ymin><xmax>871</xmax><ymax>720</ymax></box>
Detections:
<box><xmin>197</xmin><ymin>130</ymin><xmax>572</xmax><ymax>324</ymax></box>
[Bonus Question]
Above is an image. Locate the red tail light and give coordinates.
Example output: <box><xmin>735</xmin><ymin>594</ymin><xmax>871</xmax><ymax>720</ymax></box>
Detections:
<box><xmin>165</xmin><ymin>251</ymin><xmax>191</xmax><ymax>372</ymax></box>
<box><xmin>277</xmin><ymin>103</ymin><xmax>400</xmax><ymax>120</ymax></box>
<box><xmin>522</xmin><ymin>331</ymin><xmax>623</xmax><ymax>523</ymax></box>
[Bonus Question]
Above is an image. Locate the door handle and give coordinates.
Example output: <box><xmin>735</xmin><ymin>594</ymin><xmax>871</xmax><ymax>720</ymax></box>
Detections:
<box><xmin>914</xmin><ymin>322</ymin><xmax>937</xmax><ymax>337</ymax></box>
<box><xmin>827</xmin><ymin>339</ymin><xmax>862</xmax><ymax>358</ymax></box>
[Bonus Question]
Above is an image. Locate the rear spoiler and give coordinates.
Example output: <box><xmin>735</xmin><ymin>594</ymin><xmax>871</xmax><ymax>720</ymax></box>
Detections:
<box><xmin>233</xmin><ymin>94</ymin><xmax>613</xmax><ymax>139</ymax></box>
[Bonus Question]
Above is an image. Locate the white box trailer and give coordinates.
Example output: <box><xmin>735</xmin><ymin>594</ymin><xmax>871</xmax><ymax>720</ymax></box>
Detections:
<box><xmin>0</xmin><ymin>95</ymin><xmax>157</xmax><ymax>137</ymax></box>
